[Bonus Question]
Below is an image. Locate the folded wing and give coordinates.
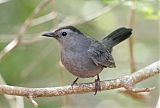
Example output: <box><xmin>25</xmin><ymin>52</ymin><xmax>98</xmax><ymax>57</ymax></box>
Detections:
<box><xmin>88</xmin><ymin>41</ymin><xmax>116</xmax><ymax>68</ymax></box>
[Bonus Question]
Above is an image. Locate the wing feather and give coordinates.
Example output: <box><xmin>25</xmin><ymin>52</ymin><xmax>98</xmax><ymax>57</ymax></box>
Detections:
<box><xmin>88</xmin><ymin>41</ymin><xmax>116</xmax><ymax>68</ymax></box>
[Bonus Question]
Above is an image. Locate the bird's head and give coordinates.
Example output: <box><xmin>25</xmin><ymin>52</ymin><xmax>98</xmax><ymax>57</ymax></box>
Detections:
<box><xmin>42</xmin><ymin>26</ymin><xmax>85</xmax><ymax>45</ymax></box>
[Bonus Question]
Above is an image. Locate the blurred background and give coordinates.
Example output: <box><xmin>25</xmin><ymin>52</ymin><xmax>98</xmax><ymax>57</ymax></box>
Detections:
<box><xmin>0</xmin><ymin>0</ymin><xmax>159</xmax><ymax>108</ymax></box>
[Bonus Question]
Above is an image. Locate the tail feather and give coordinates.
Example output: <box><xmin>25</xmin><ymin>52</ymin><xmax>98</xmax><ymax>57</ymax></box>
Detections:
<box><xmin>102</xmin><ymin>27</ymin><xmax>132</xmax><ymax>50</ymax></box>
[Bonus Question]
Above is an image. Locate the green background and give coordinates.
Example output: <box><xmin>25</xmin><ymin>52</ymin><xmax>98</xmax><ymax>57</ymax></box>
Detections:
<box><xmin>0</xmin><ymin>0</ymin><xmax>159</xmax><ymax>108</ymax></box>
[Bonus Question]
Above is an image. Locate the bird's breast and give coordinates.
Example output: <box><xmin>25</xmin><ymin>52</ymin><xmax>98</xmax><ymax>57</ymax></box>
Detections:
<box><xmin>61</xmin><ymin>49</ymin><xmax>103</xmax><ymax>78</ymax></box>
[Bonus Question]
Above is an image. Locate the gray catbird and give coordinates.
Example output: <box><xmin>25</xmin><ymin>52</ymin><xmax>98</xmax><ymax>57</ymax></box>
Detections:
<box><xmin>42</xmin><ymin>26</ymin><xmax>132</xmax><ymax>94</ymax></box>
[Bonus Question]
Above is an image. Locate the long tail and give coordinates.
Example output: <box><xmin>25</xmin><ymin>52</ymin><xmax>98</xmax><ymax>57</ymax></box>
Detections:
<box><xmin>102</xmin><ymin>27</ymin><xmax>132</xmax><ymax>50</ymax></box>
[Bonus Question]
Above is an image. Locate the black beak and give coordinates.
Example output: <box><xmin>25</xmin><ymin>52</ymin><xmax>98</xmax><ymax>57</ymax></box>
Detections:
<box><xmin>42</xmin><ymin>32</ymin><xmax>56</xmax><ymax>37</ymax></box>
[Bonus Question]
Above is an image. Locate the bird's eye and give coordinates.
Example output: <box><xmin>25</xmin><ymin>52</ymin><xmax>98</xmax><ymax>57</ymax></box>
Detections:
<box><xmin>62</xmin><ymin>32</ymin><xmax>67</xmax><ymax>36</ymax></box>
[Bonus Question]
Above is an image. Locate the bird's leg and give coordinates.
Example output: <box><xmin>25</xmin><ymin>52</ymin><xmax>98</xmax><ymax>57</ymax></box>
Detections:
<box><xmin>71</xmin><ymin>77</ymin><xmax>79</xmax><ymax>86</ymax></box>
<box><xmin>94</xmin><ymin>74</ymin><xmax>101</xmax><ymax>95</ymax></box>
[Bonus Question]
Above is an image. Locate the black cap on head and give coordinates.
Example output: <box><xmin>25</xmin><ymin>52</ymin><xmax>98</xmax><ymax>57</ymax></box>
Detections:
<box><xmin>56</xmin><ymin>26</ymin><xmax>83</xmax><ymax>35</ymax></box>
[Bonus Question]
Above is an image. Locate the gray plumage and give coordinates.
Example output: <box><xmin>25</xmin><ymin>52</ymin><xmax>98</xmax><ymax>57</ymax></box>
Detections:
<box><xmin>42</xmin><ymin>26</ymin><xmax>132</xmax><ymax>93</ymax></box>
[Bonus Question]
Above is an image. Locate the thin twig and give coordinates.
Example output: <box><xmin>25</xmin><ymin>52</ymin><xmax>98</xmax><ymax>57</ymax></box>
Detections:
<box><xmin>0</xmin><ymin>5</ymin><xmax>117</xmax><ymax>49</ymax></box>
<box><xmin>28</xmin><ymin>96</ymin><xmax>38</xmax><ymax>107</ymax></box>
<box><xmin>127</xmin><ymin>0</ymin><xmax>136</xmax><ymax>72</ymax></box>
<box><xmin>0</xmin><ymin>0</ymin><xmax>52</xmax><ymax>61</ymax></box>
<box><xmin>30</xmin><ymin>12</ymin><xmax>57</xmax><ymax>27</ymax></box>
<box><xmin>0</xmin><ymin>74</ymin><xmax>24</xmax><ymax>108</ymax></box>
<box><xmin>119</xmin><ymin>90</ymin><xmax>150</xmax><ymax>102</ymax></box>
<box><xmin>0</xmin><ymin>61</ymin><xmax>159</xmax><ymax>107</ymax></box>
<box><xmin>55</xmin><ymin>6</ymin><xmax>117</xmax><ymax>29</ymax></box>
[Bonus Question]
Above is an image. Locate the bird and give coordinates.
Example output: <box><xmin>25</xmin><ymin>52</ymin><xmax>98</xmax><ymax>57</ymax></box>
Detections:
<box><xmin>42</xmin><ymin>26</ymin><xmax>132</xmax><ymax>95</ymax></box>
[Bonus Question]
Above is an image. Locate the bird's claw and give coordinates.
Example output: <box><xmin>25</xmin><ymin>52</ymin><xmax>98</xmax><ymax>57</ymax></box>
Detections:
<box><xmin>71</xmin><ymin>77</ymin><xmax>79</xmax><ymax>86</ymax></box>
<box><xmin>94</xmin><ymin>75</ymin><xmax>101</xmax><ymax>95</ymax></box>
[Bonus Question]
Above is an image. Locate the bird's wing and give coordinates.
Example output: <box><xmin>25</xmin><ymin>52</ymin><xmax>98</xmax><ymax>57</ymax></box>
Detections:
<box><xmin>88</xmin><ymin>41</ymin><xmax>116</xmax><ymax>68</ymax></box>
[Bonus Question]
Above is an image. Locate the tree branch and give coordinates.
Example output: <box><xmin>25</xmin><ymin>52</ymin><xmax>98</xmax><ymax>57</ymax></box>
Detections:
<box><xmin>0</xmin><ymin>61</ymin><xmax>159</xmax><ymax>106</ymax></box>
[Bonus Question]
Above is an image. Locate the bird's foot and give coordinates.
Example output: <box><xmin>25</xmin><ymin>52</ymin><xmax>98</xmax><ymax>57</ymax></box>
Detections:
<box><xmin>71</xmin><ymin>77</ymin><xmax>79</xmax><ymax>86</ymax></box>
<box><xmin>94</xmin><ymin>75</ymin><xmax>101</xmax><ymax>95</ymax></box>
